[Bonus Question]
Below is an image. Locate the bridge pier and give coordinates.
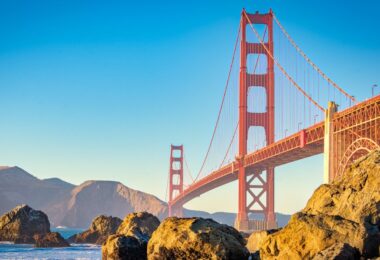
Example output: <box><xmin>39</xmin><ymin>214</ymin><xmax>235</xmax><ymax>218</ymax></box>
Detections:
<box><xmin>235</xmin><ymin>167</ymin><xmax>277</xmax><ymax>232</ymax></box>
<box><xmin>324</xmin><ymin>101</ymin><xmax>337</xmax><ymax>183</ymax></box>
<box><xmin>266</xmin><ymin>167</ymin><xmax>276</xmax><ymax>228</ymax></box>
<box><xmin>169</xmin><ymin>204</ymin><xmax>183</xmax><ymax>218</ymax></box>
<box><xmin>235</xmin><ymin>9</ymin><xmax>277</xmax><ymax>232</ymax></box>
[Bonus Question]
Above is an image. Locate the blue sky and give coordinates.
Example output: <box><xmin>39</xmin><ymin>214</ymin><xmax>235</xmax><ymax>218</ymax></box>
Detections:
<box><xmin>0</xmin><ymin>0</ymin><xmax>379</xmax><ymax>214</ymax></box>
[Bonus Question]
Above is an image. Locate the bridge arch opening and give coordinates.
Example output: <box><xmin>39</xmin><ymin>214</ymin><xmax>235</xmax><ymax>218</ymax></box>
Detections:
<box><xmin>246</xmin><ymin>24</ymin><xmax>268</xmax><ymax>43</ymax></box>
<box><xmin>247</xmin><ymin>126</ymin><xmax>266</xmax><ymax>152</ymax></box>
<box><xmin>171</xmin><ymin>174</ymin><xmax>181</xmax><ymax>185</ymax></box>
<box><xmin>336</xmin><ymin>137</ymin><xmax>379</xmax><ymax>180</ymax></box>
<box><xmin>172</xmin><ymin>149</ymin><xmax>182</xmax><ymax>158</ymax></box>
<box><xmin>247</xmin><ymin>86</ymin><xmax>267</xmax><ymax>113</ymax></box>
<box><xmin>247</xmin><ymin>54</ymin><xmax>268</xmax><ymax>75</ymax></box>
<box><xmin>172</xmin><ymin>161</ymin><xmax>181</xmax><ymax>170</ymax></box>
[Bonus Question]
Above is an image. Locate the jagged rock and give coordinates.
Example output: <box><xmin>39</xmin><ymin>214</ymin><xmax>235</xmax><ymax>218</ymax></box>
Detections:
<box><xmin>260</xmin><ymin>150</ymin><xmax>380</xmax><ymax>259</ymax></box>
<box><xmin>303</xmin><ymin>151</ymin><xmax>380</xmax><ymax>225</ymax></box>
<box><xmin>102</xmin><ymin>212</ymin><xmax>160</xmax><ymax>260</ymax></box>
<box><xmin>260</xmin><ymin>212</ymin><xmax>369</xmax><ymax>259</ymax></box>
<box><xmin>116</xmin><ymin>212</ymin><xmax>160</xmax><ymax>240</ymax></box>
<box><xmin>34</xmin><ymin>232</ymin><xmax>70</xmax><ymax>248</ymax></box>
<box><xmin>246</xmin><ymin>229</ymin><xmax>279</xmax><ymax>253</ymax></box>
<box><xmin>102</xmin><ymin>234</ymin><xmax>147</xmax><ymax>260</ymax></box>
<box><xmin>68</xmin><ymin>215</ymin><xmax>122</xmax><ymax>244</ymax></box>
<box><xmin>313</xmin><ymin>243</ymin><xmax>360</xmax><ymax>260</ymax></box>
<box><xmin>0</xmin><ymin>204</ymin><xmax>50</xmax><ymax>243</ymax></box>
<box><xmin>147</xmin><ymin>217</ymin><xmax>249</xmax><ymax>260</ymax></box>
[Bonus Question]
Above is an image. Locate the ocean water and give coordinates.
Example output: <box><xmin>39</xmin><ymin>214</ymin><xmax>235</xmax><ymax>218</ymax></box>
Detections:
<box><xmin>0</xmin><ymin>229</ymin><xmax>102</xmax><ymax>260</ymax></box>
<box><xmin>51</xmin><ymin>228</ymin><xmax>85</xmax><ymax>239</ymax></box>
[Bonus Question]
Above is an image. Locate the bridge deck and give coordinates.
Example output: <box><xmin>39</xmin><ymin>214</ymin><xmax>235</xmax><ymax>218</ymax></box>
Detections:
<box><xmin>171</xmin><ymin>123</ymin><xmax>325</xmax><ymax>206</ymax></box>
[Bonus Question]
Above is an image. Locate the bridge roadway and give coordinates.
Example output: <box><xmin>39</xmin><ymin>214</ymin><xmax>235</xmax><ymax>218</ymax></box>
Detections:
<box><xmin>170</xmin><ymin>95</ymin><xmax>380</xmax><ymax>207</ymax></box>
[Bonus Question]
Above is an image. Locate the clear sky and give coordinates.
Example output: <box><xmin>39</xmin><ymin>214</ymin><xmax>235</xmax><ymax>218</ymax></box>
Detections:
<box><xmin>0</xmin><ymin>0</ymin><xmax>379</xmax><ymax>215</ymax></box>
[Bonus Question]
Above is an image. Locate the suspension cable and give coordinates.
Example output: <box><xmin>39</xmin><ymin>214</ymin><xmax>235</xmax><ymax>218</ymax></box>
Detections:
<box><xmin>244</xmin><ymin>11</ymin><xmax>325</xmax><ymax>112</ymax></box>
<box><xmin>193</xmin><ymin>20</ymin><xmax>242</xmax><ymax>182</ymax></box>
<box><xmin>218</xmin><ymin>27</ymin><xmax>268</xmax><ymax>168</ymax></box>
<box><xmin>272</xmin><ymin>13</ymin><xmax>356</xmax><ymax>103</ymax></box>
<box><xmin>165</xmin><ymin>169</ymin><xmax>170</xmax><ymax>202</ymax></box>
<box><xmin>219</xmin><ymin>122</ymin><xmax>239</xmax><ymax>168</ymax></box>
<box><xmin>183</xmin><ymin>155</ymin><xmax>194</xmax><ymax>183</ymax></box>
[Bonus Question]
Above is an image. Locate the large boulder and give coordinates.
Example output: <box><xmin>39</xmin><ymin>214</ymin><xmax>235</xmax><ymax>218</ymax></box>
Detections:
<box><xmin>260</xmin><ymin>150</ymin><xmax>380</xmax><ymax>259</ymax></box>
<box><xmin>34</xmin><ymin>232</ymin><xmax>70</xmax><ymax>248</ymax></box>
<box><xmin>0</xmin><ymin>204</ymin><xmax>50</xmax><ymax>243</ymax></box>
<box><xmin>68</xmin><ymin>215</ymin><xmax>122</xmax><ymax>244</ymax></box>
<box><xmin>147</xmin><ymin>217</ymin><xmax>249</xmax><ymax>260</ymax></box>
<box><xmin>313</xmin><ymin>242</ymin><xmax>360</xmax><ymax>260</ymax></box>
<box><xmin>102</xmin><ymin>212</ymin><xmax>160</xmax><ymax>260</ymax></box>
<box><xmin>246</xmin><ymin>229</ymin><xmax>278</xmax><ymax>253</ymax></box>
<box><xmin>102</xmin><ymin>234</ymin><xmax>147</xmax><ymax>260</ymax></box>
<box><xmin>116</xmin><ymin>212</ymin><xmax>160</xmax><ymax>240</ymax></box>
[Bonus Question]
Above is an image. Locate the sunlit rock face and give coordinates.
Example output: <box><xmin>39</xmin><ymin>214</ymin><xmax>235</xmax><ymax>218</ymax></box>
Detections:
<box><xmin>102</xmin><ymin>212</ymin><xmax>160</xmax><ymax>260</ymax></box>
<box><xmin>259</xmin><ymin>150</ymin><xmax>380</xmax><ymax>259</ymax></box>
<box><xmin>246</xmin><ymin>229</ymin><xmax>279</xmax><ymax>253</ymax></box>
<box><xmin>147</xmin><ymin>217</ymin><xmax>249</xmax><ymax>260</ymax></box>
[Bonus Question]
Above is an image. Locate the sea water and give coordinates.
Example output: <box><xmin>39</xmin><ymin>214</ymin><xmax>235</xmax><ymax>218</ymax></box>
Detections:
<box><xmin>0</xmin><ymin>228</ymin><xmax>101</xmax><ymax>260</ymax></box>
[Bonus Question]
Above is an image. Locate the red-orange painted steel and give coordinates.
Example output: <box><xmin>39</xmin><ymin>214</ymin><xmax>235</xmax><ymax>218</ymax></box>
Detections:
<box><xmin>167</xmin><ymin>7</ymin><xmax>380</xmax><ymax>231</ymax></box>
<box><xmin>169</xmin><ymin>123</ymin><xmax>324</xmax><ymax>207</ymax></box>
<box><xmin>168</xmin><ymin>145</ymin><xmax>184</xmax><ymax>217</ymax></box>
<box><xmin>238</xmin><ymin>9</ymin><xmax>248</xmax><ymax>223</ymax></box>
<box><xmin>169</xmin><ymin>96</ymin><xmax>380</xmax><ymax>211</ymax></box>
<box><xmin>237</xmin><ymin>9</ymin><xmax>276</xmax><ymax>229</ymax></box>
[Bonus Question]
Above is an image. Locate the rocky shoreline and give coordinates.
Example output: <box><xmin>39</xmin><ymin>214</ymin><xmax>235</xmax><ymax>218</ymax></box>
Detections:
<box><xmin>1</xmin><ymin>150</ymin><xmax>379</xmax><ymax>259</ymax></box>
<box><xmin>0</xmin><ymin>204</ymin><xmax>68</xmax><ymax>247</ymax></box>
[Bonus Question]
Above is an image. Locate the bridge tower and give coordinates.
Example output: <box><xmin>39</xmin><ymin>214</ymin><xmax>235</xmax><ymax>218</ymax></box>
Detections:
<box><xmin>168</xmin><ymin>145</ymin><xmax>184</xmax><ymax>217</ymax></box>
<box><xmin>235</xmin><ymin>9</ymin><xmax>277</xmax><ymax>232</ymax></box>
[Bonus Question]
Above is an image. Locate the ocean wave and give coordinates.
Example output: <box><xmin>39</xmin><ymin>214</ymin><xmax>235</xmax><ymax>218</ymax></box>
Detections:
<box><xmin>0</xmin><ymin>241</ymin><xmax>14</xmax><ymax>245</ymax></box>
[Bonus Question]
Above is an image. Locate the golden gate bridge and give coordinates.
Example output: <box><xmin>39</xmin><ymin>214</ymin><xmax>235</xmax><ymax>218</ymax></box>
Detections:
<box><xmin>166</xmin><ymin>9</ymin><xmax>380</xmax><ymax>232</ymax></box>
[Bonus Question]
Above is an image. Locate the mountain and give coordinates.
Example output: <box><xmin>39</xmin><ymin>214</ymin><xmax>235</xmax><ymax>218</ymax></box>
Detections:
<box><xmin>0</xmin><ymin>167</ymin><xmax>167</xmax><ymax>227</ymax></box>
<box><xmin>0</xmin><ymin>166</ymin><xmax>290</xmax><ymax>228</ymax></box>
<box><xmin>0</xmin><ymin>167</ymin><xmax>73</xmax><ymax>216</ymax></box>
<box><xmin>42</xmin><ymin>178</ymin><xmax>75</xmax><ymax>190</ymax></box>
<box><xmin>56</xmin><ymin>180</ymin><xmax>167</xmax><ymax>228</ymax></box>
